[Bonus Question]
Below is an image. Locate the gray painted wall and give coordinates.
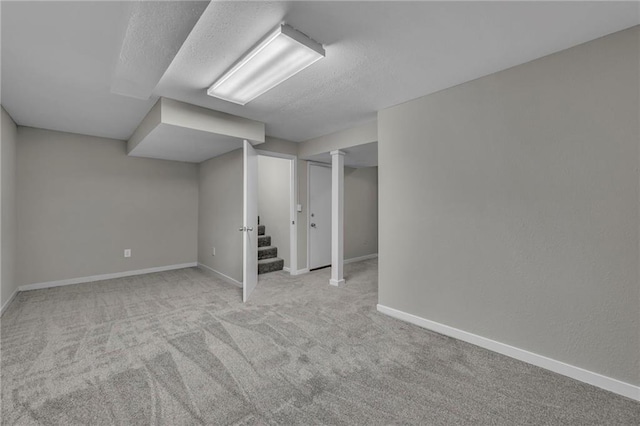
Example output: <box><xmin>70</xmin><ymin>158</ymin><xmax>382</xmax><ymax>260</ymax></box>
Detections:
<box><xmin>8</xmin><ymin>106</ymin><xmax>377</xmax><ymax>295</ymax></box>
<box><xmin>198</xmin><ymin>148</ymin><xmax>243</xmax><ymax>282</ymax></box>
<box><xmin>16</xmin><ymin>127</ymin><xmax>198</xmax><ymax>285</ymax></box>
<box><xmin>345</xmin><ymin>167</ymin><xmax>378</xmax><ymax>260</ymax></box>
<box><xmin>1</xmin><ymin>107</ymin><xmax>18</xmax><ymax>308</ymax></box>
<box><xmin>258</xmin><ymin>155</ymin><xmax>291</xmax><ymax>268</ymax></box>
<box><xmin>378</xmin><ymin>27</ymin><xmax>639</xmax><ymax>385</ymax></box>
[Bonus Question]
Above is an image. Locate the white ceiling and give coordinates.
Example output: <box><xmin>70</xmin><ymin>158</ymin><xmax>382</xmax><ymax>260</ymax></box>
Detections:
<box><xmin>110</xmin><ymin>1</ymin><xmax>209</xmax><ymax>100</ymax></box>
<box><xmin>1</xmin><ymin>1</ymin><xmax>156</xmax><ymax>140</ymax></box>
<box><xmin>2</xmin><ymin>1</ymin><xmax>638</xmax><ymax>143</ymax></box>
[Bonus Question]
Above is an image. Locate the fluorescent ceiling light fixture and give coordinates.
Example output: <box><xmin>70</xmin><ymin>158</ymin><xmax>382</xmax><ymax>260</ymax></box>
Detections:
<box><xmin>207</xmin><ymin>24</ymin><xmax>325</xmax><ymax>105</ymax></box>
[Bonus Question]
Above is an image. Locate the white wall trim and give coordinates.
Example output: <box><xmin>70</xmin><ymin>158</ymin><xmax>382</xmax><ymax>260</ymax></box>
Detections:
<box><xmin>376</xmin><ymin>304</ymin><xmax>640</xmax><ymax>402</ymax></box>
<box><xmin>291</xmin><ymin>256</ymin><xmax>375</xmax><ymax>276</ymax></box>
<box><xmin>281</xmin><ymin>256</ymin><xmax>377</xmax><ymax>277</ymax></box>
<box><xmin>345</xmin><ymin>253</ymin><xmax>378</xmax><ymax>264</ymax></box>
<box><xmin>197</xmin><ymin>263</ymin><xmax>242</xmax><ymax>288</ymax></box>
<box><xmin>19</xmin><ymin>263</ymin><xmax>198</xmax><ymax>292</ymax></box>
<box><xmin>0</xmin><ymin>289</ymin><xmax>19</xmax><ymax>316</ymax></box>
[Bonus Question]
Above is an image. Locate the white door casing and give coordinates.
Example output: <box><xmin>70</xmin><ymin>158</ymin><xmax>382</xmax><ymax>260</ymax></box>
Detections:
<box><xmin>308</xmin><ymin>162</ymin><xmax>332</xmax><ymax>270</ymax></box>
<box><xmin>243</xmin><ymin>140</ymin><xmax>258</xmax><ymax>302</ymax></box>
<box><xmin>255</xmin><ymin>149</ymin><xmax>298</xmax><ymax>275</ymax></box>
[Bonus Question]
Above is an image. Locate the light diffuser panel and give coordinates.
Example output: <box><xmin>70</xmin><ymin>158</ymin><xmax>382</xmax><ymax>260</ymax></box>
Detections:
<box><xmin>207</xmin><ymin>24</ymin><xmax>325</xmax><ymax>105</ymax></box>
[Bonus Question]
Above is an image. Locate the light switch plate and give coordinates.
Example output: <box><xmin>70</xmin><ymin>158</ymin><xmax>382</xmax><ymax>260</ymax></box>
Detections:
<box><xmin>124</xmin><ymin>249</ymin><xmax>131</xmax><ymax>258</ymax></box>
<box><xmin>297</xmin><ymin>204</ymin><xmax>303</xmax><ymax>212</ymax></box>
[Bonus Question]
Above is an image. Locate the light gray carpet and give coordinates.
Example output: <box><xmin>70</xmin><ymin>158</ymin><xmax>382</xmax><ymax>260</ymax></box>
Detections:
<box><xmin>1</xmin><ymin>259</ymin><xmax>638</xmax><ymax>425</ymax></box>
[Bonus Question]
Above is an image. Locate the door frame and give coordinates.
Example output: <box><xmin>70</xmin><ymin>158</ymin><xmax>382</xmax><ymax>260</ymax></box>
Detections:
<box><xmin>306</xmin><ymin>161</ymin><xmax>332</xmax><ymax>271</ymax></box>
<box><xmin>243</xmin><ymin>140</ymin><xmax>259</xmax><ymax>302</ymax></box>
<box><xmin>255</xmin><ymin>149</ymin><xmax>298</xmax><ymax>275</ymax></box>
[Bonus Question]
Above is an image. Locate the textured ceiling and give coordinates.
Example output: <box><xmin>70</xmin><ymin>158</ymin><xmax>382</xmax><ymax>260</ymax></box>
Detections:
<box><xmin>1</xmin><ymin>1</ymin><xmax>155</xmax><ymax>140</ymax></box>
<box><xmin>2</xmin><ymin>1</ymin><xmax>639</xmax><ymax>143</ymax></box>
<box><xmin>110</xmin><ymin>1</ymin><xmax>209</xmax><ymax>100</ymax></box>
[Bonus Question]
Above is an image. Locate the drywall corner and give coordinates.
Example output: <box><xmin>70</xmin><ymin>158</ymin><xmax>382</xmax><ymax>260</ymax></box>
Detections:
<box><xmin>259</xmin><ymin>136</ymin><xmax>299</xmax><ymax>157</ymax></box>
<box><xmin>161</xmin><ymin>98</ymin><xmax>265</xmax><ymax>144</ymax></box>
<box><xmin>1</xmin><ymin>106</ymin><xmax>18</xmax><ymax>310</ymax></box>
<box><xmin>127</xmin><ymin>98</ymin><xmax>162</xmax><ymax>153</ymax></box>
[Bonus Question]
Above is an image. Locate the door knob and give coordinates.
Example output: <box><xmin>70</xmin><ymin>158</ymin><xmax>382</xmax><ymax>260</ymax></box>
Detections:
<box><xmin>246</xmin><ymin>227</ymin><xmax>253</xmax><ymax>232</ymax></box>
<box><xmin>238</xmin><ymin>227</ymin><xmax>245</xmax><ymax>232</ymax></box>
<box><xmin>310</xmin><ymin>223</ymin><xmax>316</xmax><ymax>228</ymax></box>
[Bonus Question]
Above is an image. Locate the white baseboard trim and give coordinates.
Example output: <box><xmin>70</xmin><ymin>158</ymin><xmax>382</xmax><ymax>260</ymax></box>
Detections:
<box><xmin>197</xmin><ymin>263</ymin><xmax>242</xmax><ymax>288</ymax></box>
<box><xmin>345</xmin><ymin>253</ymin><xmax>378</xmax><ymax>264</ymax></box>
<box><xmin>376</xmin><ymin>304</ymin><xmax>640</xmax><ymax>402</ymax></box>
<box><xmin>329</xmin><ymin>278</ymin><xmax>345</xmax><ymax>287</ymax></box>
<box><xmin>19</xmin><ymin>263</ymin><xmax>198</xmax><ymax>292</ymax></box>
<box><xmin>290</xmin><ymin>255</ymin><xmax>377</xmax><ymax>276</ymax></box>
<box><xmin>1</xmin><ymin>288</ymin><xmax>19</xmax><ymax>316</ymax></box>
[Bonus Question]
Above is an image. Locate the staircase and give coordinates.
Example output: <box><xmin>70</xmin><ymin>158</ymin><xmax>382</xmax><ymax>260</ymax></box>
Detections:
<box><xmin>257</xmin><ymin>217</ymin><xmax>284</xmax><ymax>274</ymax></box>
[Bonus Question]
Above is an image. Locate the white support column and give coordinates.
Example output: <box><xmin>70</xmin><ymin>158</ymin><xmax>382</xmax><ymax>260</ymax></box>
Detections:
<box><xmin>330</xmin><ymin>150</ymin><xmax>346</xmax><ymax>287</ymax></box>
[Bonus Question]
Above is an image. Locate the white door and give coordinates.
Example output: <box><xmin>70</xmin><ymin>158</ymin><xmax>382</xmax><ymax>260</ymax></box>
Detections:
<box><xmin>243</xmin><ymin>140</ymin><xmax>258</xmax><ymax>302</ymax></box>
<box><xmin>308</xmin><ymin>163</ymin><xmax>332</xmax><ymax>270</ymax></box>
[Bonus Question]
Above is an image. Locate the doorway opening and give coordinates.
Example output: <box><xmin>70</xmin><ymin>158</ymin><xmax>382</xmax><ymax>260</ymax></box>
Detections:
<box><xmin>303</xmin><ymin>143</ymin><xmax>379</xmax><ymax>279</ymax></box>
<box><xmin>307</xmin><ymin>162</ymin><xmax>332</xmax><ymax>271</ymax></box>
<box><xmin>255</xmin><ymin>150</ymin><xmax>297</xmax><ymax>277</ymax></box>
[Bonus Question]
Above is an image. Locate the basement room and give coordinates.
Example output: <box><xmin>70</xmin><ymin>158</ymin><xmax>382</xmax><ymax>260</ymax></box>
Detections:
<box><xmin>1</xmin><ymin>1</ymin><xmax>638</xmax><ymax>424</ymax></box>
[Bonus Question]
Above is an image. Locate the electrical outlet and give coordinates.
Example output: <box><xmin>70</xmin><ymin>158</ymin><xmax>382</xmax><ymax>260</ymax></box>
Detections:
<box><xmin>124</xmin><ymin>249</ymin><xmax>131</xmax><ymax>258</ymax></box>
<box><xmin>212</xmin><ymin>247</ymin><xmax>216</xmax><ymax>256</ymax></box>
